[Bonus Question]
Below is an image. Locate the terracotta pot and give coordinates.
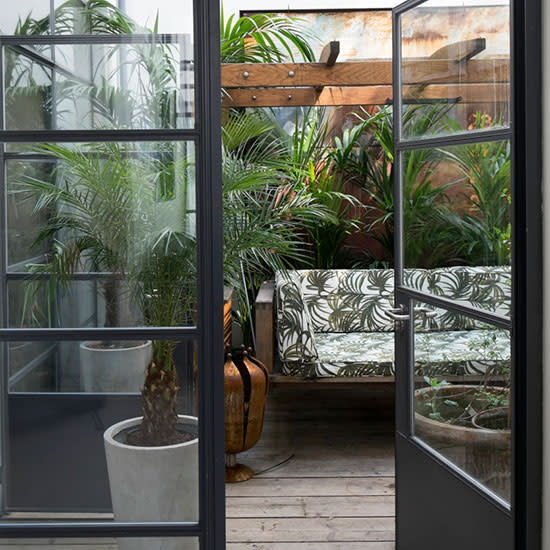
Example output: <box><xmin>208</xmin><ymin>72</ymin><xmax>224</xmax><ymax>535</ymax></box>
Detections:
<box><xmin>224</xmin><ymin>350</ymin><xmax>269</xmax><ymax>482</ymax></box>
<box><xmin>415</xmin><ymin>385</ymin><xmax>511</xmax><ymax>499</ymax></box>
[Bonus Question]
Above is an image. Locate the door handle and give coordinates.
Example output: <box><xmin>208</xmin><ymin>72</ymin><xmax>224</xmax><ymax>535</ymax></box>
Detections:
<box><xmin>385</xmin><ymin>306</ymin><xmax>410</xmax><ymax>321</ymax></box>
<box><xmin>384</xmin><ymin>305</ymin><xmax>437</xmax><ymax>321</ymax></box>
<box><xmin>414</xmin><ymin>306</ymin><xmax>437</xmax><ymax>319</ymax></box>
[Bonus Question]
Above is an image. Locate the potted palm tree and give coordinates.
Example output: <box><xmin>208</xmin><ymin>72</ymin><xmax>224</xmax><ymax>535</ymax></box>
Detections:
<box><xmin>15</xmin><ymin>142</ymin><xmax>153</xmax><ymax>392</ymax></box>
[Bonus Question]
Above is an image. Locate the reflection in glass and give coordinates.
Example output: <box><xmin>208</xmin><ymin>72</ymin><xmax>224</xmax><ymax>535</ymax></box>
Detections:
<box><xmin>6</xmin><ymin>339</ymin><xmax>198</xmax><ymax>527</ymax></box>
<box><xmin>7</xmin><ymin>142</ymin><xmax>197</xmax><ymax>329</ymax></box>
<box><xmin>400</xmin><ymin>0</ymin><xmax>510</xmax><ymax>140</ymax></box>
<box><xmin>4</xmin><ymin>1</ymin><xmax>193</xmax><ymax>36</ymax></box>
<box><xmin>5</xmin><ymin>38</ymin><xmax>194</xmax><ymax>131</ymax></box>
<box><xmin>413</xmin><ymin>300</ymin><xmax>511</xmax><ymax>502</ymax></box>
<box><xmin>401</xmin><ymin>139</ymin><xmax>511</xmax><ymax>315</ymax></box>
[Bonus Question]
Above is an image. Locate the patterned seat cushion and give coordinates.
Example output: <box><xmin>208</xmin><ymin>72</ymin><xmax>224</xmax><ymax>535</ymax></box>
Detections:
<box><xmin>281</xmin><ymin>329</ymin><xmax>510</xmax><ymax>378</ymax></box>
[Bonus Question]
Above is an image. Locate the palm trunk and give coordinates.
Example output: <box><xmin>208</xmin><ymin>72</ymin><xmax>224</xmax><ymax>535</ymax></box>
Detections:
<box><xmin>103</xmin><ymin>279</ymin><xmax>120</xmax><ymax>328</ymax></box>
<box><xmin>139</xmin><ymin>342</ymin><xmax>180</xmax><ymax>445</ymax></box>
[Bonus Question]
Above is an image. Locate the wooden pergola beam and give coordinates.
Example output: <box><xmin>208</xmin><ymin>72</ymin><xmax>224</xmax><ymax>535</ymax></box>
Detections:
<box><xmin>221</xmin><ymin>58</ymin><xmax>509</xmax><ymax>88</ymax></box>
<box><xmin>222</xmin><ymin>83</ymin><xmax>510</xmax><ymax>108</ymax></box>
<box><xmin>429</xmin><ymin>37</ymin><xmax>486</xmax><ymax>64</ymax></box>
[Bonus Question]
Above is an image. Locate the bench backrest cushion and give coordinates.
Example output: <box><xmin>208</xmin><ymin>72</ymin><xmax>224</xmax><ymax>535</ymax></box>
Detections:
<box><xmin>428</xmin><ymin>266</ymin><xmax>512</xmax><ymax>329</ymax></box>
<box><xmin>275</xmin><ymin>271</ymin><xmax>319</xmax><ymax>361</ymax></box>
<box><xmin>299</xmin><ymin>269</ymin><xmax>431</xmax><ymax>333</ymax></box>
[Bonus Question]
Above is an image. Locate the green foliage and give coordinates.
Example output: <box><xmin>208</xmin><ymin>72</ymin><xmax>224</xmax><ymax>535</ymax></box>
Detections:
<box><xmin>222</xmin><ymin>109</ymin><xmax>331</xmax><ymax>345</ymax></box>
<box><xmin>343</xmin><ymin>105</ymin><xmax>457</xmax><ymax>268</ymax></box>
<box><xmin>275</xmin><ymin>108</ymin><xmax>362</xmax><ymax>269</ymax></box>
<box><xmin>440</xmin><ymin>114</ymin><xmax>512</xmax><ymax>266</ymax></box>
<box><xmin>221</xmin><ymin>8</ymin><xmax>316</xmax><ymax>63</ymax></box>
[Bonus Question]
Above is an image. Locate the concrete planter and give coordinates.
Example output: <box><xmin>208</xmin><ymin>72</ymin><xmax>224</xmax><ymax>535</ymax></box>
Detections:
<box><xmin>104</xmin><ymin>415</ymin><xmax>199</xmax><ymax>550</ymax></box>
<box><xmin>80</xmin><ymin>341</ymin><xmax>152</xmax><ymax>392</ymax></box>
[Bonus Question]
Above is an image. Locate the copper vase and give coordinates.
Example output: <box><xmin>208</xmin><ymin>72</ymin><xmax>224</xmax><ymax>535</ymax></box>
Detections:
<box><xmin>224</xmin><ymin>349</ymin><xmax>269</xmax><ymax>483</ymax></box>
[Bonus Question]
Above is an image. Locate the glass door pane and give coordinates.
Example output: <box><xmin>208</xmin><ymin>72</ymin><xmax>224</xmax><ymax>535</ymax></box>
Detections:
<box><xmin>400</xmin><ymin>0</ymin><xmax>511</xmax><ymax>140</ymax></box>
<box><xmin>412</xmin><ymin>299</ymin><xmax>511</xmax><ymax>503</ymax></box>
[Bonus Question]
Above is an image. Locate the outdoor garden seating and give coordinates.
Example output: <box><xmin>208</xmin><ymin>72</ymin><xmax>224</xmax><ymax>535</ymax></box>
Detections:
<box><xmin>256</xmin><ymin>267</ymin><xmax>511</xmax><ymax>378</ymax></box>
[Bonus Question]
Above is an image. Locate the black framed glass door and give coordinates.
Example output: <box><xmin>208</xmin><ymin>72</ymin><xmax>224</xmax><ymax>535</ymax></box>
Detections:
<box><xmin>391</xmin><ymin>0</ymin><xmax>524</xmax><ymax>548</ymax></box>
<box><xmin>0</xmin><ymin>1</ymin><xmax>224</xmax><ymax>549</ymax></box>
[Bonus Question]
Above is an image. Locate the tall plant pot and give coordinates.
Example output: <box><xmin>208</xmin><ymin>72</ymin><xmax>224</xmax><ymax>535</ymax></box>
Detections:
<box><xmin>104</xmin><ymin>415</ymin><xmax>198</xmax><ymax>550</ymax></box>
<box><xmin>80</xmin><ymin>340</ymin><xmax>152</xmax><ymax>392</ymax></box>
<box><xmin>225</xmin><ymin>351</ymin><xmax>269</xmax><ymax>483</ymax></box>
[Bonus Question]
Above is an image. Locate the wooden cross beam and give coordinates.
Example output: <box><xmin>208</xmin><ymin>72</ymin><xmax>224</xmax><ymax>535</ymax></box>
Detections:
<box><xmin>221</xmin><ymin>37</ymin><xmax>509</xmax><ymax>108</ymax></box>
<box><xmin>223</xmin><ymin>83</ymin><xmax>510</xmax><ymax>108</ymax></box>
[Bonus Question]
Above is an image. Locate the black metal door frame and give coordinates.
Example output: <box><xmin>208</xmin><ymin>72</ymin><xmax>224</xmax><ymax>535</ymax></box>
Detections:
<box><xmin>392</xmin><ymin>0</ymin><xmax>542</xmax><ymax>549</ymax></box>
<box><xmin>0</xmin><ymin>0</ymin><xmax>225</xmax><ymax>548</ymax></box>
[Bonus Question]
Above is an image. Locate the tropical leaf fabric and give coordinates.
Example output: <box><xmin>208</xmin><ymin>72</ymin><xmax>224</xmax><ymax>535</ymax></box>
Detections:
<box><xmin>276</xmin><ymin>267</ymin><xmax>511</xmax><ymax>378</ymax></box>
<box><xmin>275</xmin><ymin>271</ymin><xmax>318</xmax><ymax>363</ymax></box>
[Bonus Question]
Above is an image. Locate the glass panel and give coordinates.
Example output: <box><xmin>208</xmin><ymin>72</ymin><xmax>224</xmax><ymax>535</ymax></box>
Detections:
<box><xmin>5</xmin><ymin>339</ymin><xmax>198</xmax><ymax>524</ymax></box>
<box><xmin>4</xmin><ymin>38</ymin><xmax>194</xmax><ymax>130</ymax></box>
<box><xmin>3</xmin><ymin>1</ymin><xmax>193</xmax><ymax>36</ymax></box>
<box><xmin>0</xmin><ymin>538</ymin><xmax>198</xmax><ymax>549</ymax></box>
<box><xmin>0</xmin><ymin>1</ymin><xmax>51</xmax><ymax>35</ymax></box>
<box><xmin>6</xmin><ymin>142</ymin><xmax>197</xmax><ymax>328</ymax></box>
<box><xmin>400</xmin><ymin>0</ymin><xmax>510</xmax><ymax>140</ymax></box>
<box><xmin>53</xmin><ymin>0</ymin><xmax>194</xmax><ymax>36</ymax></box>
<box><xmin>413</xmin><ymin>299</ymin><xmax>511</xmax><ymax>502</ymax></box>
<box><xmin>401</xmin><ymin>140</ymin><xmax>511</xmax><ymax>317</ymax></box>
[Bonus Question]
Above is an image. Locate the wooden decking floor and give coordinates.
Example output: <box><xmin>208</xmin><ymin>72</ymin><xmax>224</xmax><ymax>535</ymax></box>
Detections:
<box><xmin>0</xmin><ymin>386</ymin><xmax>396</xmax><ymax>549</ymax></box>
<box><xmin>226</xmin><ymin>385</ymin><xmax>396</xmax><ymax>549</ymax></box>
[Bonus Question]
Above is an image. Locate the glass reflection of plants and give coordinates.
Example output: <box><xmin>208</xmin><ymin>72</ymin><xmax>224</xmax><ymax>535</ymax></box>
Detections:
<box><xmin>331</xmin><ymin>106</ymin><xmax>511</xmax><ymax>269</ymax></box>
<box><xmin>15</xmin><ymin>142</ymin><xmax>196</xmax><ymax>444</ymax></box>
<box><xmin>416</xmin><ymin>328</ymin><xmax>510</xmax><ymax>430</ymax></box>
<box><xmin>442</xmin><ymin>114</ymin><xmax>511</xmax><ymax>266</ymax></box>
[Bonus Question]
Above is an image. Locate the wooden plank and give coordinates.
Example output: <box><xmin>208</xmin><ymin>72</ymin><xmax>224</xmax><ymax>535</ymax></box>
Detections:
<box><xmin>226</xmin><ymin>495</ymin><xmax>394</xmax><ymax>518</ymax></box>
<box><xmin>319</xmin><ymin>41</ymin><xmax>340</xmax><ymax>67</ymax></box>
<box><xmin>226</xmin><ymin>517</ymin><xmax>395</xmax><ymax>543</ymax></box>
<box><xmin>221</xmin><ymin>59</ymin><xmax>509</xmax><ymax>88</ymax></box>
<box><xmin>0</xmin><ymin>542</ymin><xmax>115</xmax><ymax>549</ymax></box>
<box><xmin>254</xmin><ymin>459</ymin><xmax>395</xmax><ymax>478</ymax></box>
<box><xmin>226</xmin><ymin>476</ymin><xmax>395</xmax><ymax>497</ymax></box>
<box><xmin>270</xmin><ymin>375</ymin><xmax>394</xmax><ymax>388</ymax></box>
<box><xmin>227</xmin><ymin>543</ymin><xmax>395</xmax><ymax>550</ymax></box>
<box><xmin>223</xmin><ymin>82</ymin><xmax>509</xmax><ymax>108</ymax></box>
<box><xmin>429</xmin><ymin>37</ymin><xmax>486</xmax><ymax>63</ymax></box>
<box><xmin>255</xmin><ymin>280</ymin><xmax>275</xmax><ymax>372</ymax></box>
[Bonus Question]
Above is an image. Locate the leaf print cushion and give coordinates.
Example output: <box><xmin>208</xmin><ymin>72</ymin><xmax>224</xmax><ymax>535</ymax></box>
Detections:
<box><xmin>276</xmin><ymin>271</ymin><xmax>318</xmax><ymax>362</ymax></box>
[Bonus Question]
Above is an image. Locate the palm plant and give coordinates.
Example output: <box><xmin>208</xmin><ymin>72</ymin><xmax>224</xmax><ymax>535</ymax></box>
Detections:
<box><xmin>345</xmin><ymin>104</ymin><xmax>459</xmax><ymax>268</ymax></box>
<box><xmin>221</xmin><ymin>8</ymin><xmax>316</xmax><ymax>63</ymax></box>
<box><xmin>275</xmin><ymin>108</ymin><xmax>361</xmax><ymax>269</ymax></box>
<box><xmin>223</xmin><ymin>109</ymin><xmax>329</xmax><ymax>346</ymax></box>
<box><xmin>12</xmin><ymin>2</ymin><xmax>319</xmax><ymax>444</ymax></box>
<box><xmin>440</xmin><ymin>114</ymin><xmax>511</xmax><ymax>266</ymax></box>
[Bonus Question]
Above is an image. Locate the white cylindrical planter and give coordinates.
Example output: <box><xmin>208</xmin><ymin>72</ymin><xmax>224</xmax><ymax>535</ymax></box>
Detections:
<box><xmin>104</xmin><ymin>416</ymin><xmax>199</xmax><ymax>550</ymax></box>
<box><xmin>80</xmin><ymin>341</ymin><xmax>152</xmax><ymax>392</ymax></box>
